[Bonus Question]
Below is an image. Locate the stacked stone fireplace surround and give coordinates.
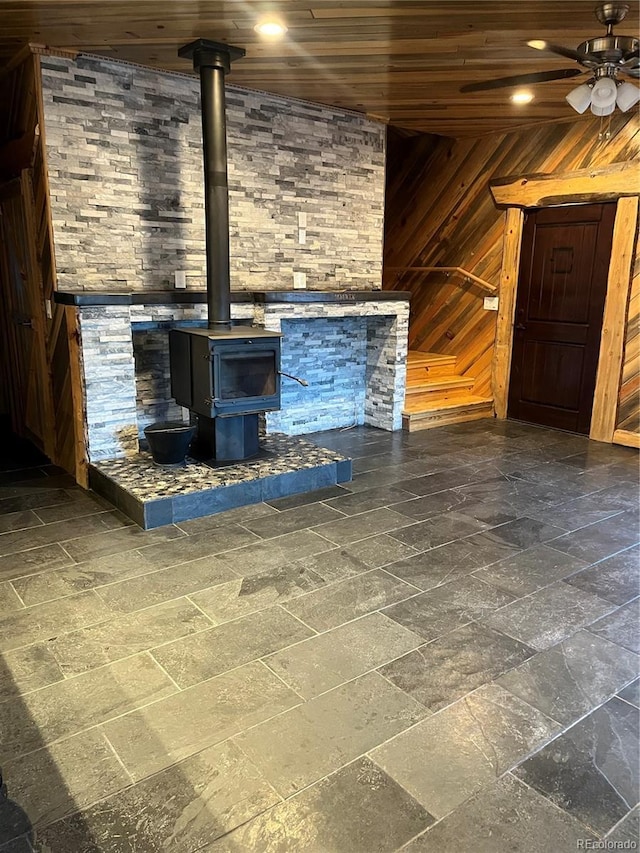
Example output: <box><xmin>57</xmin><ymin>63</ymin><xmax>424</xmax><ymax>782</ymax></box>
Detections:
<box><xmin>42</xmin><ymin>53</ymin><xmax>409</xmax><ymax>524</ymax></box>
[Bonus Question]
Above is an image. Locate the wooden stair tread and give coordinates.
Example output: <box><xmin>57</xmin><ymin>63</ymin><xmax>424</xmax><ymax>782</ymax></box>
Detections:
<box><xmin>405</xmin><ymin>376</ymin><xmax>475</xmax><ymax>394</ymax></box>
<box><xmin>403</xmin><ymin>394</ymin><xmax>492</xmax><ymax>414</ymax></box>
<box><xmin>407</xmin><ymin>351</ymin><xmax>457</xmax><ymax>366</ymax></box>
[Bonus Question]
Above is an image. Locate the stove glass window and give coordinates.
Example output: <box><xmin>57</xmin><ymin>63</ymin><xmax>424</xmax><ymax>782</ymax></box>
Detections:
<box><xmin>218</xmin><ymin>351</ymin><xmax>277</xmax><ymax>399</ymax></box>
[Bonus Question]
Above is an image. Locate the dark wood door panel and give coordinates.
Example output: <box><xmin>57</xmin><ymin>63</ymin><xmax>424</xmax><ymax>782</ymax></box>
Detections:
<box><xmin>508</xmin><ymin>202</ymin><xmax>616</xmax><ymax>434</ymax></box>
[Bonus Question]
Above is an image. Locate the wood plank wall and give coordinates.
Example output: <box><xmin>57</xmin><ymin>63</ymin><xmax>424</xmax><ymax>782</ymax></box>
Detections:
<box><xmin>383</xmin><ymin>114</ymin><xmax>640</xmax><ymax>415</ymax></box>
<box><xmin>617</xmin><ymin>241</ymin><xmax>640</xmax><ymax>433</ymax></box>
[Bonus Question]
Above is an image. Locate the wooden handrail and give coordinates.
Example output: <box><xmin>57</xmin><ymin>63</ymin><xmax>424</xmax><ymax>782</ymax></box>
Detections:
<box><xmin>385</xmin><ymin>266</ymin><xmax>497</xmax><ymax>294</ymax></box>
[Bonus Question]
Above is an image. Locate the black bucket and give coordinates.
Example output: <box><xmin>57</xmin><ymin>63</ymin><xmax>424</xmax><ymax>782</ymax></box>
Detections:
<box><xmin>143</xmin><ymin>422</ymin><xmax>196</xmax><ymax>466</ymax></box>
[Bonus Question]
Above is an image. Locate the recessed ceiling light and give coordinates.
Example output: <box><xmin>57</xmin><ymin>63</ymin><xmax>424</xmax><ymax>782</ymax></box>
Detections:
<box><xmin>511</xmin><ymin>90</ymin><xmax>534</xmax><ymax>104</ymax></box>
<box><xmin>254</xmin><ymin>17</ymin><xmax>288</xmax><ymax>38</ymax></box>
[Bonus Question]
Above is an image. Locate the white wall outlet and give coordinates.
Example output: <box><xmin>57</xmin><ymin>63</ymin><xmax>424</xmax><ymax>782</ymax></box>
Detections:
<box><xmin>298</xmin><ymin>228</ymin><xmax>306</xmax><ymax>244</ymax></box>
<box><xmin>298</xmin><ymin>212</ymin><xmax>307</xmax><ymax>228</ymax></box>
<box><xmin>174</xmin><ymin>270</ymin><xmax>187</xmax><ymax>289</ymax></box>
<box><xmin>483</xmin><ymin>296</ymin><xmax>499</xmax><ymax>311</ymax></box>
<box><xmin>293</xmin><ymin>271</ymin><xmax>307</xmax><ymax>289</ymax></box>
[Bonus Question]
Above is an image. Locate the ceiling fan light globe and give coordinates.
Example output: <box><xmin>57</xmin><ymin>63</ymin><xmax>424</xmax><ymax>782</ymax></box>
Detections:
<box><xmin>566</xmin><ymin>83</ymin><xmax>594</xmax><ymax>113</ymax></box>
<box><xmin>590</xmin><ymin>76</ymin><xmax>618</xmax><ymax>112</ymax></box>
<box><xmin>590</xmin><ymin>100</ymin><xmax>617</xmax><ymax>115</ymax></box>
<box><xmin>616</xmin><ymin>81</ymin><xmax>640</xmax><ymax>111</ymax></box>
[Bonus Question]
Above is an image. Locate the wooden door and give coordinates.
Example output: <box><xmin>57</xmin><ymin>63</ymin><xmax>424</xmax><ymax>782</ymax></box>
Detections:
<box><xmin>0</xmin><ymin>172</ymin><xmax>55</xmax><ymax>455</ymax></box>
<box><xmin>508</xmin><ymin>203</ymin><xmax>616</xmax><ymax>434</ymax></box>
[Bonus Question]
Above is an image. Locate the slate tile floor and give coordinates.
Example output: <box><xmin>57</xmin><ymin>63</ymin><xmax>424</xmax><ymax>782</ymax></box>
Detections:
<box><xmin>0</xmin><ymin>419</ymin><xmax>637</xmax><ymax>852</ymax></box>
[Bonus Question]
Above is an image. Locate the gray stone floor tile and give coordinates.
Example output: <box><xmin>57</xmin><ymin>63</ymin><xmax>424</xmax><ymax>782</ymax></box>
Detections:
<box><xmin>0</xmin><ymin>544</ymin><xmax>73</xmax><ymax>583</ymax></box>
<box><xmin>283</xmin><ymin>569</ymin><xmax>418</xmax><ymax>631</ymax></box>
<box><xmin>189</xmin><ymin>562</ymin><xmax>332</xmax><ymax>623</ymax></box>
<box><xmin>152</xmin><ymin>606</ymin><xmax>314</xmax><ymax>688</ymax></box>
<box><xmin>61</xmin><ymin>522</ymin><xmax>186</xmax><ymax>563</ymax></box>
<box><xmin>0</xmin><ymin>653</ymin><xmax>176</xmax><ymax>762</ymax></box>
<box><xmin>31</xmin><ymin>741</ymin><xmax>279</xmax><ymax>852</ymax></box>
<box><xmin>371</xmin><ymin>683</ymin><xmax>560</xmax><ymax>820</ymax></box>
<box><xmin>586</xmin><ymin>598</ymin><xmax>640</xmax><ymax>654</ymax></box>
<box><xmin>95</xmin><ymin>558</ymin><xmax>237</xmax><ymax>612</ymax></box>
<box><xmin>482</xmin><ymin>581</ymin><xmax>615</xmax><ymax>650</ymax></box>
<box><xmin>0</xmin><ymin>645</ymin><xmax>64</xmax><ymax>700</ymax></box>
<box><xmin>265</xmin><ymin>612</ymin><xmax>423</xmax><ymax>699</ymax></box>
<box><xmin>103</xmin><ymin>660</ymin><xmax>300</xmax><ymax>780</ymax></box>
<box><xmin>336</xmin><ymin>533</ymin><xmax>419</xmax><ymax>568</ymax></box>
<box><xmin>473</xmin><ymin>544</ymin><xmax>588</xmax><ymax>597</ymax></box>
<box><xmin>564</xmin><ymin>544</ymin><xmax>640</xmax><ymax>605</ymax></box>
<box><xmin>46</xmin><ymin>598</ymin><xmax>213</xmax><ymax>676</ymax></box>
<box><xmin>617</xmin><ymin>678</ymin><xmax>640</xmax><ymax>708</ymax></box>
<box><xmin>550</xmin><ymin>512</ymin><xmax>640</xmax><ymax>564</ymax></box>
<box><xmin>379</xmin><ymin>622</ymin><xmax>534</xmax><ymax>711</ymax></box>
<box><xmin>402</xmin><ymin>774</ymin><xmax>597</xmax><ymax>852</ymax></box>
<box><xmin>606</xmin><ymin>806</ymin><xmax>640</xmax><ymax>845</ymax></box>
<box><xmin>469</xmin><ymin>517</ymin><xmax>565</xmax><ymax>550</ymax></box>
<box><xmin>34</xmin><ymin>492</ymin><xmax>112</xmax><ymax>524</ymax></box>
<box><xmin>205</xmin><ymin>757</ymin><xmax>434</xmax><ymax>853</ymax></box>
<box><xmin>322</xmin><ymin>484</ymin><xmax>418</xmax><ymax>516</ymax></box>
<box><xmin>265</xmin><ymin>484</ymin><xmax>350</xmax><ymax>510</ymax></box>
<box><xmin>0</xmin><ymin>511</ymin><xmax>133</xmax><ymax>557</ymax></box>
<box><xmin>389</xmin><ymin>511</ymin><xmax>489</xmax><ymax>551</ymax></box>
<box><xmin>384</xmin><ymin>543</ymin><xmax>492</xmax><ymax>591</ymax></box>
<box><xmin>10</xmin><ymin>548</ymin><xmax>183</xmax><ymax>606</ymax></box>
<box><xmin>119</xmin><ymin>524</ymin><xmax>258</xmax><ymax>570</ymax></box>
<box><xmin>0</xmin><ymin>511</ymin><xmax>43</xmax><ymax>535</ymax></box>
<box><xmin>0</xmin><ymin>591</ymin><xmax>115</xmax><ymax>652</ymax></box>
<box><xmin>175</xmin><ymin>501</ymin><xmax>278</xmax><ymax>533</ymax></box>
<box><xmin>211</xmin><ymin>529</ymin><xmax>334</xmax><ymax>576</ymax></box>
<box><xmin>242</xmin><ymin>502</ymin><xmax>344</xmax><ymax>539</ymax></box>
<box><xmin>311</xmin><ymin>507</ymin><xmax>414</xmax><ymax>545</ymax></box>
<box><xmin>389</xmin><ymin>489</ymin><xmax>479</xmax><ymax>522</ymax></box>
<box><xmin>513</xmin><ymin>697</ymin><xmax>639</xmax><ymax>836</ymax></box>
<box><xmin>0</xmin><ymin>583</ymin><xmax>23</xmax><ymax>614</ymax></box>
<box><xmin>394</xmin><ymin>466</ymin><xmax>487</xmax><ymax>497</ymax></box>
<box><xmin>0</xmin><ymin>834</ymin><xmax>32</xmax><ymax>853</ymax></box>
<box><xmin>0</xmin><ymin>729</ymin><xmax>130</xmax><ymax>842</ymax></box>
<box><xmin>382</xmin><ymin>576</ymin><xmax>514</xmax><ymax>642</ymax></box>
<box><xmin>497</xmin><ymin>630</ymin><xmax>639</xmax><ymax>726</ymax></box>
<box><xmin>234</xmin><ymin>672</ymin><xmax>426</xmax><ymax>796</ymax></box>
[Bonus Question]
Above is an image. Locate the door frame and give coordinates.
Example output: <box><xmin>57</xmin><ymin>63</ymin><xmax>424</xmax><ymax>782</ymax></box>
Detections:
<box><xmin>489</xmin><ymin>162</ymin><xmax>639</xmax><ymax>444</ymax></box>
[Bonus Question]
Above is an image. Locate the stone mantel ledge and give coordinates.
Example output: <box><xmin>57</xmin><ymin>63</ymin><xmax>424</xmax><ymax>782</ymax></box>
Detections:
<box><xmin>54</xmin><ymin>290</ymin><xmax>411</xmax><ymax>306</ymax></box>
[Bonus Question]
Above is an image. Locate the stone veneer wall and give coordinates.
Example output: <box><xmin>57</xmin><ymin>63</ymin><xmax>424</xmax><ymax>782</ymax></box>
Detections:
<box><xmin>40</xmin><ymin>54</ymin><xmax>385</xmax><ymax>293</ymax></box>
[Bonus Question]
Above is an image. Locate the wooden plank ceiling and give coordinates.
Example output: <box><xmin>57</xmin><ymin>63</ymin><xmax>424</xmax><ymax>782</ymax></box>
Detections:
<box><xmin>1</xmin><ymin>1</ymin><xmax>639</xmax><ymax>137</ymax></box>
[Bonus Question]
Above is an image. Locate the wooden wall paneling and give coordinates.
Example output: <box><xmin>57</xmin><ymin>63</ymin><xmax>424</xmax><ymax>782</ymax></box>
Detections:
<box><xmin>616</xmin><ymin>246</ymin><xmax>639</xmax><ymax>435</ymax></box>
<box><xmin>491</xmin><ymin>207</ymin><xmax>524</xmax><ymax>419</ymax></box>
<box><xmin>591</xmin><ymin>196</ymin><xmax>640</xmax><ymax>442</ymax></box>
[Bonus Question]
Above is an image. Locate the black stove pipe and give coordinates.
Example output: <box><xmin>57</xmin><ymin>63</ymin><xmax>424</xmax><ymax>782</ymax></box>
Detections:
<box><xmin>179</xmin><ymin>39</ymin><xmax>245</xmax><ymax>329</ymax></box>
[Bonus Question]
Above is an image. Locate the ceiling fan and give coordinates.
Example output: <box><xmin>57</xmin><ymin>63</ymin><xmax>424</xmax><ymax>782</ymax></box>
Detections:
<box><xmin>460</xmin><ymin>2</ymin><xmax>640</xmax><ymax>114</ymax></box>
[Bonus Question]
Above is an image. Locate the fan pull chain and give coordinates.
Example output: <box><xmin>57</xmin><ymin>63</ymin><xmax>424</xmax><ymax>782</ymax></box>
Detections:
<box><xmin>598</xmin><ymin>114</ymin><xmax>612</xmax><ymax>142</ymax></box>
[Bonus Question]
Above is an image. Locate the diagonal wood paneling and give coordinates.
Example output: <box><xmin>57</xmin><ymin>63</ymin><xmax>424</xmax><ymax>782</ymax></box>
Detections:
<box><xmin>617</xmin><ymin>244</ymin><xmax>640</xmax><ymax>433</ymax></box>
<box><xmin>383</xmin><ymin>112</ymin><xmax>640</xmax><ymax>410</ymax></box>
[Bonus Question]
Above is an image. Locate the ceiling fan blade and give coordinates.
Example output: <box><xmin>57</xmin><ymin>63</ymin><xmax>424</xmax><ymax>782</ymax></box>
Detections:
<box><xmin>459</xmin><ymin>68</ymin><xmax>584</xmax><ymax>93</ymax></box>
<box><xmin>621</xmin><ymin>67</ymin><xmax>640</xmax><ymax>78</ymax></box>
<box><xmin>526</xmin><ymin>40</ymin><xmax>600</xmax><ymax>65</ymax></box>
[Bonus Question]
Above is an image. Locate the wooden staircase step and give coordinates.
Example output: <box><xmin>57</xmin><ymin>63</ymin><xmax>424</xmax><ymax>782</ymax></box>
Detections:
<box><xmin>407</xmin><ymin>350</ymin><xmax>458</xmax><ymax>381</ymax></box>
<box><xmin>405</xmin><ymin>376</ymin><xmax>475</xmax><ymax>396</ymax></box>
<box><xmin>407</xmin><ymin>351</ymin><xmax>457</xmax><ymax>368</ymax></box>
<box><xmin>402</xmin><ymin>395</ymin><xmax>494</xmax><ymax>432</ymax></box>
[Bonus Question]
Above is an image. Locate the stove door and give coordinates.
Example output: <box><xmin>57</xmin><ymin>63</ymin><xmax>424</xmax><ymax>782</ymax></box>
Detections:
<box><xmin>212</xmin><ymin>344</ymin><xmax>280</xmax><ymax>415</ymax></box>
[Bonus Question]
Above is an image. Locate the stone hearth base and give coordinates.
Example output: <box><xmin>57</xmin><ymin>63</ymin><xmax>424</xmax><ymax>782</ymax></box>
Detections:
<box><xmin>89</xmin><ymin>434</ymin><xmax>352</xmax><ymax>529</ymax></box>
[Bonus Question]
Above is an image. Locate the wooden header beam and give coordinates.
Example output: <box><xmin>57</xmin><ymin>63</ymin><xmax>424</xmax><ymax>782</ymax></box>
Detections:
<box><xmin>490</xmin><ymin>161</ymin><xmax>640</xmax><ymax>209</ymax></box>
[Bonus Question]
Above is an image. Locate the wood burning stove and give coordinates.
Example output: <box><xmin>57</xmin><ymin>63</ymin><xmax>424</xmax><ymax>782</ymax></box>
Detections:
<box><xmin>169</xmin><ymin>38</ymin><xmax>282</xmax><ymax>463</ymax></box>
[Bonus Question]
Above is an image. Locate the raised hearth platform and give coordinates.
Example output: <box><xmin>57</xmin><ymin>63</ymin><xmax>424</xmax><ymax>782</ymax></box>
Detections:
<box><xmin>89</xmin><ymin>434</ymin><xmax>352</xmax><ymax>529</ymax></box>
